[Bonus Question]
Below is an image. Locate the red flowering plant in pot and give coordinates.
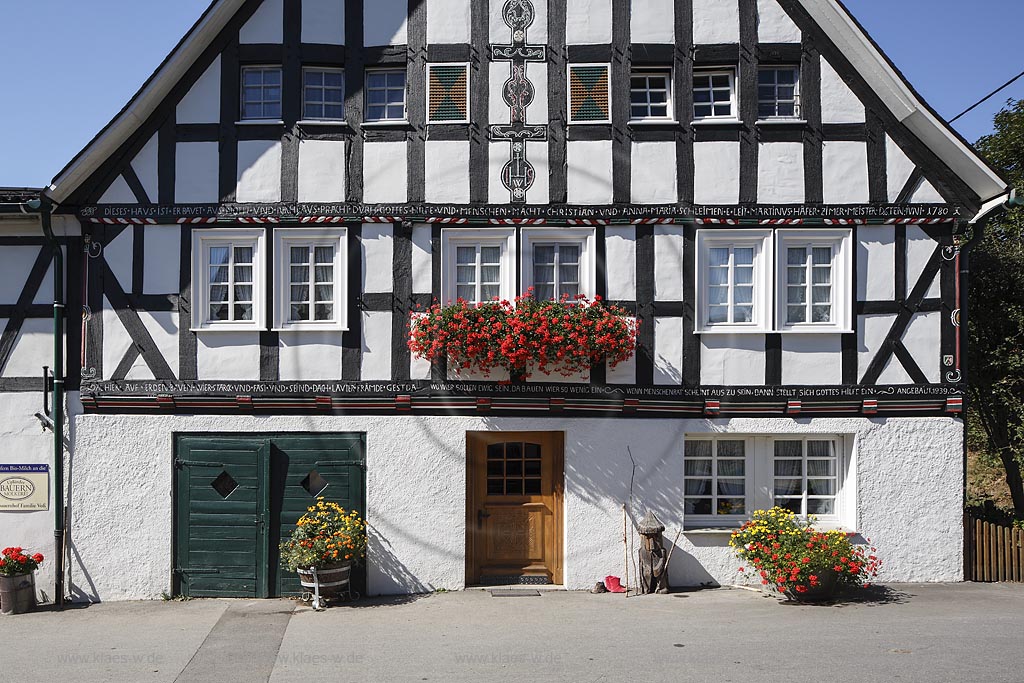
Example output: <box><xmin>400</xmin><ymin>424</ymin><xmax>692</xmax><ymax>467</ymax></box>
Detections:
<box><xmin>0</xmin><ymin>547</ymin><xmax>44</xmax><ymax>615</ymax></box>
<box><xmin>408</xmin><ymin>290</ymin><xmax>639</xmax><ymax>378</ymax></box>
<box><xmin>729</xmin><ymin>508</ymin><xmax>881</xmax><ymax>602</ymax></box>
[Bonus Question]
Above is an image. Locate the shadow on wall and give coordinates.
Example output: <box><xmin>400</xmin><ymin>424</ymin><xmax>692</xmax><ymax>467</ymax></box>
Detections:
<box><xmin>368</xmin><ymin>523</ymin><xmax>435</xmax><ymax>596</ymax></box>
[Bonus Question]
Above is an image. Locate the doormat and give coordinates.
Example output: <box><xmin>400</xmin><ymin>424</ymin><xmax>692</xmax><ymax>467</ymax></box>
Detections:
<box><xmin>480</xmin><ymin>575</ymin><xmax>552</xmax><ymax>585</ymax></box>
<box><xmin>489</xmin><ymin>589</ymin><xmax>542</xmax><ymax>597</ymax></box>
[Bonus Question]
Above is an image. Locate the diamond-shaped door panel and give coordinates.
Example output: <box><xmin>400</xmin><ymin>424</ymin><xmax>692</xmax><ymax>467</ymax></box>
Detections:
<box><xmin>301</xmin><ymin>469</ymin><xmax>329</xmax><ymax>497</ymax></box>
<box><xmin>211</xmin><ymin>470</ymin><xmax>239</xmax><ymax>499</ymax></box>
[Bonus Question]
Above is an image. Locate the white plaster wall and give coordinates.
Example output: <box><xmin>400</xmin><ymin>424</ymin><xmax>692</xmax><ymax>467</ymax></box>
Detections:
<box><xmin>605</xmin><ymin>346</ymin><xmax>636</xmax><ymax>385</ymax></box>
<box><xmin>143</xmin><ymin>227</ymin><xmax>181</xmax><ymax>295</ymax></box>
<box><xmin>411</xmin><ymin>225</ymin><xmax>433</xmax><ymax>294</ymax></box>
<box><xmin>856</xmin><ymin>225</ymin><xmax>896</xmax><ymax>302</ymax></box>
<box><xmin>631</xmin><ymin>142</ymin><xmax>677</xmax><ymax>204</ymax></box>
<box><xmin>820</xmin><ymin>57</ymin><xmax>865</xmax><ymax>124</ymax></box>
<box><xmin>781</xmin><ymin>334</ymin><xmax>842</xmax><ymax>385</ymax></box>
<box><xmin>363</xmin><ymin>142</ymin><xmax>408</xmax><ymax>203</ymax></box>
<box><xmin>0</xmin><ymin>246</ymin><xmax>43</xmax><ymax>301</ymax></box>
<box><xmin>566</xmin><ymin>140</ymin><xmax>613</xmax><ymax>205</ymax></box>
<box><xmin>526</xmin><ymin>142</ymin><xmax>550</xmax><ymax>205</ymax></box>
<box><xmin>364</xmin><ymin>0</ymin><xmax>408</xmax><ymax>46</ymax></box>
<box><xmin>701</xmin><ymin>334</ymin><xmax>766</xmax><ymax>385</ymax></box>
<box><xmin>903</xmin><ymin>311</ymin><xmax>941</xmax><ymax>384</ymax></box>
<box><xmin>66</xmin><ymin>413</ymin><xmax>963</xmax><ymax>600</ymax></box>
<box><xmin>302</xmin><ymin>0</ymin><xmax>344</xmax><ymax>44</ymax></box>
<box><xmin>693</xmin><ymin>141</ymin><xmax>740</xmax><ymax>205</ymax></box>
<box><xmin>132</xmin><ymin>133</ymin><xmax>160</xmax><ymax>203</ymax></box>
<box><xmin>427</xmin><ymin>0</ymin><xmax>471</xmax><ymax>44</ymax></box>
<box><xmin>756</xmin><ymin>0</ymin><xmax>800</xmax><ymax>43</ymax></box>
<box><xmin>906</xmin><ymin>226</ymin><xmax>941</xmax><ymax>299</ymax></box>
<box><xmin>362</xmin><ymin>223</ymin><xmax>394</xmax><ymax>294</ymax></box>
<box><xmin>361</xmin><ymin>311</ymin><xmax>393</xmax><ymax>380</ymax></box>
<box><xmin>105</xmin><ymin>229</ymin><xmax>133</xmax><ymax>293</ymax></box>
<box><xmin>630</xmin><ymin>0</ymin><xmax>674</xmax><ymax>43</ymax></box>
<box><xmin>654</xmin><ymin>225</ymin><xmax>684</xmax><ymax>301</ymax></box>
<box><xmin>279</xmin><ymin>332</ymin><xmax>344</xmax><ymax>380</ymax></box>
<box><xmin>100</xmin><ymin>298</ymin><xmax>132</xmax><ymax>381</ymax></box>
<box><xmin>692</xmin><ymin>0</ymin><xmax>739</xmax><ymax>44</ymax></box>
<box><xmin>653</xmin><ymin>317</ymin><xmax>684</xmax><ymax>385</ymax></box>
<box><xmin>175</xmin><ymin>142</ymin><xmax>220</xmax><ymax>203</ymax></box>
<box><xmin>240</xmin><ymin>0</ymin><xmax>283</xmax><ymax>44</ymax></box>
<box><xmin>298</xmin><ymin>139</ymin><xmax>346</xmax><ymax>203</ymax></box>
<box><xmin>98</xmin><ymin>175</ymin><xmax>136</xmax><ymax>204</ymax></box>
<box><xmin>488</xmin><ymin>62</ymin><xmax>510</xmax><ymax>126</ymax></box>
<box><xmin>604</xmin><ymin>226</ymin><xmax>636</xmax><ymax>301</ymax></box>
<box><xmin>4</xmin><ymin>319</ymin><xmax>60</xmax><ymax>377</ymax></box>
<box><xmin>424</xmin><ymin>141</ymin><xmax>470</xmax><ymax>204</ymax></box>
<box><xmin>122</xmin><ymin>311</ymin><xmax>180</xmax><ymax>381</ymax></box>
<box><xmin>858</xmin><ymin>314</ymin><xmax>913</xmax><ymax>384</ymax></box>
<box><xmin>490</xmin><ymin>0</ymin><xmax>547</xmax><ymax>43</ymax></box>
<box><xmin>566</xmin><ymin>0</ymin><xmax>611</xmax><ymax>44</ymax></box>
<box><xmin>909</xmin><ymin>178</ymin><xmax>945</xmax><ymax>204</ymax></box>
<box><xmin>885</xmin><ymin>135</ymin><xmax>915</xmax><ymax>202</ymax></box>
<box><xmin>196</xmin><ymin>333</ymin><xmax>261</xmax><ymax>380</ymax></box>
<box><xmin>526</xmin><ymin>63</ymin><xmax>548</xmax><ymax>125</ymax></box>
<box><xmin>236</xmin><ymin>140</ymin><xmax>283</xmax><ymax>203</ymax></box>
<box><xmin>757</xmin><ymin>142</ymin><xmax>804</xmax><ymax>204</ymax></box>
<box><xmin>822</xmin><ymin>141</ymin><xmax>869</xmax><ymax>204</ymax></box>
<box><xmin>176</xmin><ymin>56</ymin><xmax>221</xmax><ymax>124</ymax></box>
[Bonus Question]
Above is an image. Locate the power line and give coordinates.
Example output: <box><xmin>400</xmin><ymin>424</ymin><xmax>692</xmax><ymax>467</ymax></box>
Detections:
<box><xmin>950</xmin><ymin>69</ymin><xmax>1024</xmax><ymax>123</ymax></box>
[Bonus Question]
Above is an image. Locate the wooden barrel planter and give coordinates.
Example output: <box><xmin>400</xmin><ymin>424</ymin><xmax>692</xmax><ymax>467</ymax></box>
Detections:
<box><xmin>782</xmin><ymin>569</ymin><xmax>840</xmax><ymax>603</ymax></box>
<box><xmin>0</xmin><ymin>573</ymin><xmax>37</xmax><ymax>615</ymax></box>
<box><xmin>297</xmin><ymin>562</ymin><xmax>355</xmax><ymax>605</ymax></box>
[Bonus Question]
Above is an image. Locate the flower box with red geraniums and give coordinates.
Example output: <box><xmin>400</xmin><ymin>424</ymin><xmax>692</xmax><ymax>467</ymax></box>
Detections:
<box><xmin>0</xmin><ymin>547</ymin><xmax>43</xmax><ymax>577</ymax></box>
<box><xmin>728</xmin><ymin>507</ymin><xmax>881</xmax><ymax>601</ymax></box>
<box><xmin>408</xmin><ymin>290</ymin><xmax>639</xmax><ymax>378</ymax></box>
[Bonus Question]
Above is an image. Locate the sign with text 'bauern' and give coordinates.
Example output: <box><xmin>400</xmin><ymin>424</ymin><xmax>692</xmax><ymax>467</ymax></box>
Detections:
<box><xmin>0</xmin><ymin>465</ymin><xmax>49</xmax><ymax>511</ymax></box>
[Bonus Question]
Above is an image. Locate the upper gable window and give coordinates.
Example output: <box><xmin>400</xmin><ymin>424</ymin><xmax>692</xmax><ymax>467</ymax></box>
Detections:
<box><xmin>693</xmin><ymin>69</ymin><xmax>736</xmax><ymax>120</ymax></box>
<box><xmin>303</xmin><ymin>68</ymin><xmax>345</xmax><ymax>121</ymax></box>
<box><xmin>568</xmin><ymin>64</ymin><xmax>611</xmax><ymax>124</ymax></box>
<box><xmin>241</xmin><ymin>66</ymin><xmax>283</xmax><ymax>120</ymax></box>
<box><xmin>365</xmin><ymin>69</ymin><xmax>407</xmax><ymax>122</ymax></box>
<box><xmin>758</xmin><ymin>66</ymin><xmax>801</xmax><ymax>119</ymax></box>
<box><xmin>192</xmin><ymin>229</ymin><xmax>267</xmax><ymax>331</ymax></box>
<box><xmin>273</xmin><ymin>228</ymin><xmax>348</xmax><ymax>331</ymax></box>
<box><xmin>630</xmin><ymin>69</ymin><xmax>673</xmax><ymax>121</ymax></box>
<box><xmin>426</xmin><ymin>63</ymin><xmax>470</xmax><ymax>124</ymax></box>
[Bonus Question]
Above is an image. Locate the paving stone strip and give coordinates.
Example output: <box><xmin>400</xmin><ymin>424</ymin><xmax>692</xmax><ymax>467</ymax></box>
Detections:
<box><xmin>175</xmin><ymin>600</ymin><xmax>295</xmax><ymax>683</ymax></box>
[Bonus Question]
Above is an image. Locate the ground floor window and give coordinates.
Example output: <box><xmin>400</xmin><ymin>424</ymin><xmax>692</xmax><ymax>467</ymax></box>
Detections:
<box><xmin>683</xmin><ymin>434</ymin><xmax>850</xmax><ymax>529</ymax></box>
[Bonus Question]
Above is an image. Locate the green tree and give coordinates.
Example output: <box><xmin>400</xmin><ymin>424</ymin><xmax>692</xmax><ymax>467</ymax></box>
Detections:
<box><xmin>970</xmin><ymin>98</ymin><xmax>1024</xmax><ymax>518</ymax></box>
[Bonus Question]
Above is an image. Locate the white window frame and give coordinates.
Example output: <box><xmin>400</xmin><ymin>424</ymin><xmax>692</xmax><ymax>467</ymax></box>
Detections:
<box><xmin>520</xmin><ymin>228</ymin><xmax>597</xmax><ymax>301</ymax></box>
<box><xmin>692</xmin><ymin>68</ymin><xmax>738</xmax><ymax>121</ymax></box>
<box><xmin>273</xmin><ymin>228</ymin><xmax>348</xmax><ymax>332</ymax></box>
<box><xmin>240</xmin><ymin>65</ymin><xmax>284</xmax><ymax>122</ymax></box>
<box><xmin>301</xmin><ymin>67</ymin><xmax>346</xmax><ymax>122</ymax></box>
<box><xmin>775</xmin><ymin>229</ymin><xmax>853</xmax><ymax>333</ymax></box>
<box><xmin>695</xmin><ymin>229</ymin><xmax>773</xmax><ymax>333</ymax></box>
<box><xmin>567</xmin><ymin>63</ymin><xmax>612</xmax><ymax>125</ymax></box>
<box><xmin>425</xmin><ymin>62</ymin><xmax>471</xmax><ymax>125</ymax></box>
<box><xmin>629</xmin><ymin>68</ymin><xmax>674</xmax><ymax>122</ymax></box>
<box><xmin>364</xmin><ymin>68</ymin><xmax>408</xmax><ymax>123</ymax></box>
<box><xmin>191</xmin><ymin>229</ymin><xmax>267</xmax><ymax>332</ymax></box>
<box><xmin>757</xmin><ymin>65</ymin><xmax>801</xmax><ymax>120</ymax></box>
<box><xmin>683</xmin><ymin>434</ymin><xmax>855</xmax><ymax>530</ymax></box>
<box><xmin>684</xmin><ymin>436</ymin><xmax>754</xmax><ymax>528</ymax></box>
<box><xmin>441</xmin><ymin>228</ymin><xmax>517</xmax><ymax>305</ymax></box>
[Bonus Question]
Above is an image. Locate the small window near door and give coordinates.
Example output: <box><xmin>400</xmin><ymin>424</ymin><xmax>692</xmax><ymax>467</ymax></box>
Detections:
<box><xmin>487</xmin><ymin>442</ymin><xmax>543</xmax><ymax>496</ymax></box>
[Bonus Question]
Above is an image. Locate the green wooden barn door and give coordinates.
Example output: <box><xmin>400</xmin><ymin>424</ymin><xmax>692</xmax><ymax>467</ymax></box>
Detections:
<box><xmin>174</xmin><ymin>437</ymin><xmax>271</xmax><ymax>598</ymax></box>
<box><xmin>270</xmin><ymin>434</ymin><xmax>366</xmax><ymax>597</ymax></box>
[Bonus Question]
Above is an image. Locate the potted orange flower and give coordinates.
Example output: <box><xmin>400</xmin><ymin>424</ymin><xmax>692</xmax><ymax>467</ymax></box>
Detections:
<box><xmin>280</xmin><ymin>498</ymin><xmax>366</xmax><ymax>605</ymax></box>
<box><xmin>0</xmin><ymin>547</ymin><xmax>44</xmax><ymax>615</ymax></box>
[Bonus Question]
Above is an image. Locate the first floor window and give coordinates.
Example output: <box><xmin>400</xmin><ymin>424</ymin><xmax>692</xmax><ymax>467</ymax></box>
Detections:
<box><xmin>273</xmin><ymin>228</ymin><xmax>348</xmax><ymax>331</ymax></box>
<box><xmin>303</xmin><ymin>67</ymin><xmax>345</xmax><ymax>120</ymax></box>
<box><xmin>630</xmin><ymin>69</ymin><xmax>672</xmax><ymax>120</ymax></box>
<box><xmin>775</xmin><ymin>229</ymin><xmax>852</xmax><ymax>332</ymax></box>
<box><xmin>456</xmin><ymin>244</ymin><xmax>502</xmax><ymax>303</ymax></box>
<box><xmin>192</xmin><ymin>229</ymin><xmax>267</xmax><ymax>331</ymax></box>
<box><xmin>684</xmin><ymin>438</ymin><xmax>748</xmax><ymax>518</ymax></box>
<box><xmin>697</xmin><ymin>229</ymin><xmax>772</xmax><ymax>332</ymax></box>
<box><xmin>785</xmin><ymin>244</ymin><xmax>833</xmax><ymax>324</ymax></box>
<box><xmin>441</xmin><ymin>229</ymin><xmax>516</xmax><ymax>305</ymax></box>
<box><xmin>241</xmin><ymin>66</ymin><xmax>282</xmax><ymax>120</ymax></box>
<box><xmin>693</xmin><ymin>69</ymin><xmax>736</xmax><ymax>120</ymax></box>
<box><xmin>532</xmin><ymin>243</ymin><xmax>581</xmax><ymax>301</ymax></box>
<box><xmin>773</xmin><ymin>438</ymin><xmax>840</xmax><ymax>516</ymax></box>
<box><xmin>365</xmin><ymin>69</ymin><xmax>407</xmax><ymax>121</ymax></box>
<box><xmin>707</xmin><ymin>245</ymin><xmax>755</xmax><ymax>324</ymax></box>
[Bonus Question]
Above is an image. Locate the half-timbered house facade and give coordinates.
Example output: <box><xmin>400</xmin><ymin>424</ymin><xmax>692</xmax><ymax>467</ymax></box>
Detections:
<box><xmin>0</xmin><ymin>0</ymin><xmax>1011</xmax><ymax>599</ymax></box>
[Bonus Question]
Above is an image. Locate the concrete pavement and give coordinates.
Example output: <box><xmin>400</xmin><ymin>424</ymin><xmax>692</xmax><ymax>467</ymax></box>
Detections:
<box><xmin>3</xmin><ymin>584</ymin><xmax>1023</xmax><ymax>682</ymax></box>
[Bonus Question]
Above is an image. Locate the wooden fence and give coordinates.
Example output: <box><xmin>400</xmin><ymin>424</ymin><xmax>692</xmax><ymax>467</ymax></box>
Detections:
<box><xmin>966</xmin><ymin>514</ymin><xmax>1024</xmax><ymax>582</ymax></box>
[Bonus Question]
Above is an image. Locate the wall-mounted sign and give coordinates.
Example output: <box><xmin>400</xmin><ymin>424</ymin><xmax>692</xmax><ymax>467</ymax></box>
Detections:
<box><xmin>0</xmin><ymin>465</ymin><xmax>49</xmax><ymax>511</ymax></box>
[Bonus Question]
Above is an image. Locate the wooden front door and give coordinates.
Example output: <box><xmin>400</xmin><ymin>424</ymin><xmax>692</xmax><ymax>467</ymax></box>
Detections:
<box><xmin>467</xmin><ymin>432</ymin><xmax>564</xmax><ymax>585</ymax></box>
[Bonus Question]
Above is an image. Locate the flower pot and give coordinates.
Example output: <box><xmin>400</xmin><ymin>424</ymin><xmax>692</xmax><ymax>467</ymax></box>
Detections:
<box><xmin>0</xmin><ymin>573</ymin><xmax>37</xmax><ymax>615</ymax></box>
<box><xmin>297</xmin><ymin>561</ymin><xmax>354</xmax><ymax>603</ymax></box>
<box><xmin>782</xmin><ymin>569</ymin><xmax>840</xmax><ymax>603</ymax></box>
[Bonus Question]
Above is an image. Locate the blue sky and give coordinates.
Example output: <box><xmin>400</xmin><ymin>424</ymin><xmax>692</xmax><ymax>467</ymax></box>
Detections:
<box><xmin>1</xmin><ymin>0</ymin><xmax>1021</xmax><ymax>188</ymax></box>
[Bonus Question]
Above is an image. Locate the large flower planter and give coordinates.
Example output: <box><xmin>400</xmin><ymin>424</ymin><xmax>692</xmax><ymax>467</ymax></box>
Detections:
<box><xmin>781</xmin><ymin>569</ymin><xmax>840</xmax><ymax>603</ymax></box>
<box><xmin>0</xmin><ymin>573</ymin><xmax>37</xmax><ymax>615</ymax></box>
<box><xmin>297</xmin><ymin>561</ymin><xmax>356</xmax><ymax>604</ymax></box>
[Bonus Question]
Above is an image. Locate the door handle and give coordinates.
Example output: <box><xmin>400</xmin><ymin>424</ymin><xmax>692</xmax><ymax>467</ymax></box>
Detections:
<box><xmin>477</xmin><ymin>509</ymin><xmax>491</xmax><ymax>529</ymax></box>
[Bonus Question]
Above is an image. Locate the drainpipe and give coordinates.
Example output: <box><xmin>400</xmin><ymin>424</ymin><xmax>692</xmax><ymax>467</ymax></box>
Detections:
<box><xmin>24</xmin><ymin>197</ymin><xmax>66</xmax><ymax>607</ymax></box>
